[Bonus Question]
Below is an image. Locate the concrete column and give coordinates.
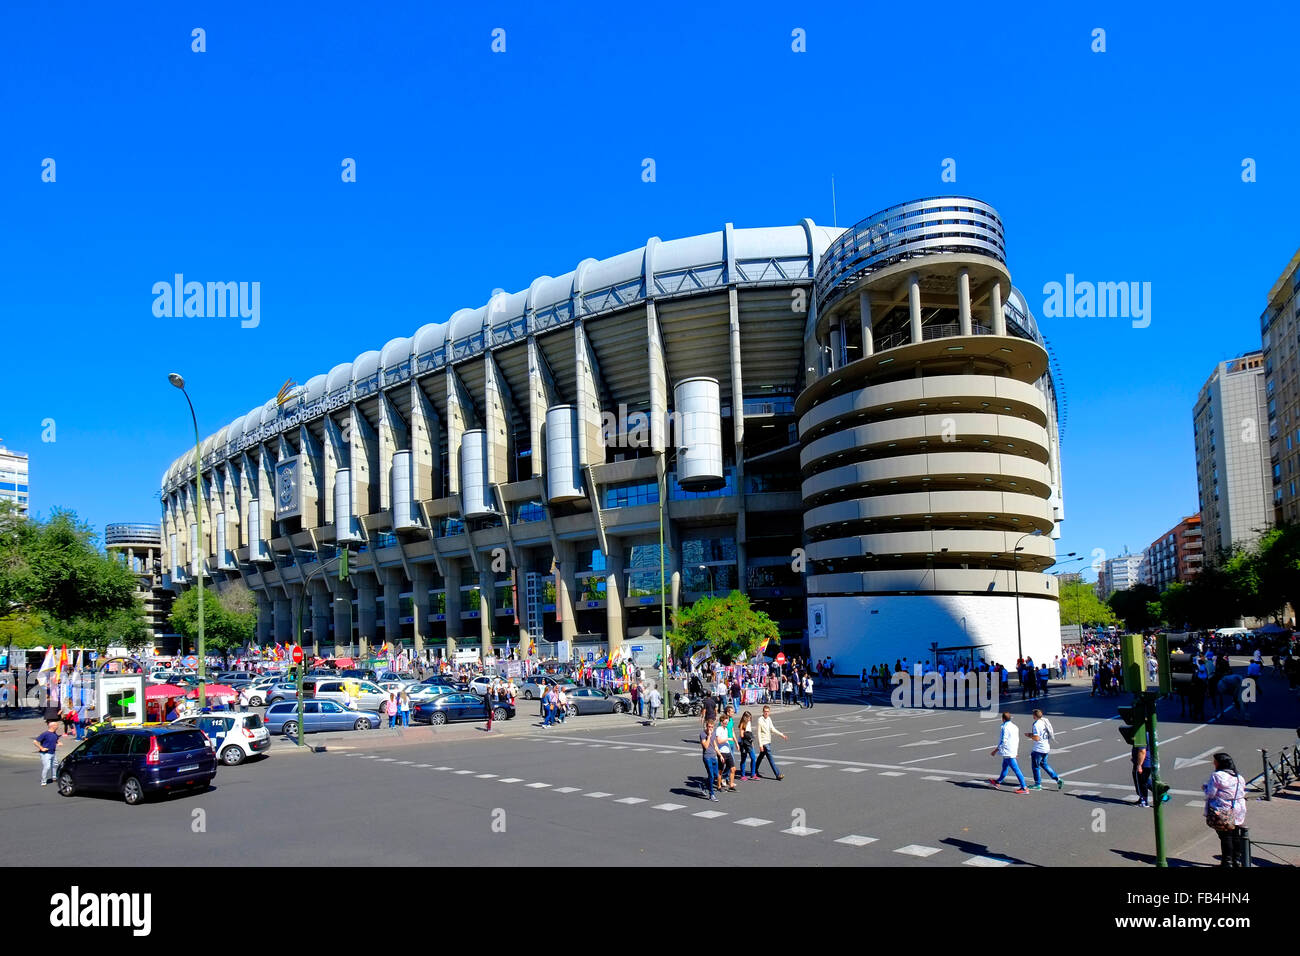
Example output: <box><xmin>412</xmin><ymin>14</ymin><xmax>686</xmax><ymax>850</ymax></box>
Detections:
<box><xmin>332</xmin><ymin>581</ymin><xmax>353</xmax><ymax>656</ymax></box>
<box><xmin>605</xmin><ymin>538</ymin><xmax>626</xmax><ymax>657</ymax></box>
<box><xmin>256</xmin><ymin>591</ymin><xmax>273</xmax><ymax>644</ymax></box>
<box><xmin>444</xmin><ymin>562</ymin><xmax>462</xmax><ymax>656</ymax></box>
<box><xmin>310</xmin><ymin>584</ymin><xmax>331</xmax><ymax>656</ymax></box>
<box><xmin>479</xmin><ymin>567</ymin><xmax>494</xmax><ymax>659</ymax></box>
<box><xmin>273</xmin><ymin>596</ymin><xmax>291</xmax><ymax>644</ymax></box>
<box><xmin>411</xmin><ymin>563</ymin><xmax>433</xmax><ymax>655</ymax></box>
<box><xmin>383</xmin><ymin>568</ymin><xmax>403</xmax><ymax>649</ymax></box>
<box><xmin>958</xmin><ymin>268</ymin><xmax>972</xmax><ymax>336</ymax></box>
<box><xmin>670</xmin><ymin>543</ymin><xmax>682</xmax><ymax>625</ymax></box>
<box><xmin>290</xmin><ymin>589</ymin><xmax>306</xmax><ymax>647</ymax></box>
<box><xmin>356</xmin><ymin>574</ymin><xmax>377</xmax><ymax>656</ymax></box>
<box><xmin>555</xmin><ymin>541</ymin><xmax>577</xmax><ymax>645</ymax></box>
<box><xmin>908</xmin><ymin>272</ymin><xmax>922</xmax><ymax>344</ymax></box>
<box><xmin>860</xmin><ymin>292</ymin><xmax>874</xmax><ymax>357</ymax></box>
<box><xmin>829</xmin><ymin>323</ymin><xmax>842</xmax><ymax>371</ymax></box>
<box><xmin>990</xmin><ymin>281</ymin><xmax>1005</xmax><ymax>336</ymax></box>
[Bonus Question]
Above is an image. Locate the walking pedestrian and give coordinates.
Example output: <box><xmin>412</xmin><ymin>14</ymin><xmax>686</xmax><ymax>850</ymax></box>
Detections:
<box><xmin>484</xmin><ymin>685</ymin><xmax>495</xmax><ymax>732</ymax></box>
<box><xmin>0</xmin><ymin>681</ymin><xmax>9</xmax><ymax>717</ymax></box>
<box><xmin>803</xmin><ymin>673</ymin><xmax>814</xmax><ymax>708</ymax></box>
<box><xmin>646</xmin><ymin>682</ymin><xmax>661</xmax><ymax>725</ymax></box>
<box><xmin>631</xmin><ymin>680</ymin><xmax>642</xmax><ymax>718</ymax></box>
<box><xmin>34</xmin><ymin>720</ymin><xmax>60</xmax><ymax>786</ymax></box>
<box><xmin>753</xmin><ymin>705</ymin><xmax>786</xmax><ymax>780</ymax></box>
<box><xmin>719</xmin><ymin>705</ymin><xmax>738</xmax><ymax>791</ymax></box>
<box><xmin>1131</xmin><ymin>738</ymin><xmax>1153</xmax><ymax>806</ymax></box>
<box><xmin>1026</xmin><ymin>709</ymin><xmax>1064</xmax><ymax>790</ymax></box>
<box><xmin>737</xmin><ymin>710</ymin><xmax>756</xmax><ymax>780</ymax></box>
<box><xmin>1203</xmin><ymin>752</ymin><xmax>1248</xmax><ymax>867</ymax></box>
<box><xmin>987</xmin><ymin>711</ymin><xmax>1028</xmax><ymax>793</ymax></box>
<box><xmin>700</xmin><ymin>716</ymin><xmax>721</xmax><ymax>802</ymax></box>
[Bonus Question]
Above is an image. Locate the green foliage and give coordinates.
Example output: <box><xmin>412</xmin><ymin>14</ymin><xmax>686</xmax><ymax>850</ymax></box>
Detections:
<box><xmin>0</xmin><ymin>503</ymin><xmax>145</xmax><ymax>649</ymax></box>
<box><xmin>169</xmin><ymin>585</ymin><xmax>256</xmax><ymax>654</ymax></box>
<box><xmin>1059</xmin><ymin>581</ymin><xmax>1119</xmax><ymax>626</ymax></box>
<box><xmin>667</xmin><ymin>590</ymin><xmax>780</xmax><ymax>664</ymax></box>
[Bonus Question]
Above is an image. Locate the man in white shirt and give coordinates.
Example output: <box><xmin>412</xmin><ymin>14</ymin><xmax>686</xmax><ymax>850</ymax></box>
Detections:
<box><xmin>987</xmin><ymin>711</ymin><xmax>1028</xmax><ymax>793</ymax></box>
<box><xmin>753</xmin><ymin>705</ymin><xmax>787</xmax><ymax>780</ymax></box>
<box><xmin>646</xmin><ymin>682</ymin><xmax>661</xmax><ymax>725</ymax></box>
<box><xmin>1026</xmin><ymin>708</ymin><xmax>1064</xmax><ymax>790</ymax></box>
<box><xmin>802</xmin><ymin>674</ymin><xmax>814</xmax><ymax>708</ymax></box>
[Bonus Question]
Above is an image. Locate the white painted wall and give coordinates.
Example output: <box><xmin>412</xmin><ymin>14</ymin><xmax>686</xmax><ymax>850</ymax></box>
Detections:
<box><xmin>807</xmin><ymin>593</ymin><xmax>1061</xmax><ymax>675</ymax></box>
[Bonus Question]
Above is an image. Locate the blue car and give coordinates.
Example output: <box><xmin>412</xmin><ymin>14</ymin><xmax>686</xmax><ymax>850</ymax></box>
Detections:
<box><xmin>413</xmin><ymin>692</ymin><xmax>514</xmax><ymax>725</ymax></box>
<box><xmin>264</xmin><ymin>700</ymin><xmax>378</xmax><ymax>735</ymax></box>
<box><xmin>57</xmin><ymin>727</ymin><xmax>217</xmax><ymax>805</ymax></box>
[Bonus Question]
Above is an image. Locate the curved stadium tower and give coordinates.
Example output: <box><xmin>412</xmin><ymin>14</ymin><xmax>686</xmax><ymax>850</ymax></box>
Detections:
<box><xmin>160</xmin><ymin>196</ymin><xmax>1063</xmax><ymax>673</ymax></box>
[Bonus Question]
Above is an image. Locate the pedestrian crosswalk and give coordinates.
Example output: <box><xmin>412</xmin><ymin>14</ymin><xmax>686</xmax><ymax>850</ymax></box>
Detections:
<box><xmin>331</xmin><ymin>747</ymin><xmax>1013</xmax><ymax>863</ymax></box>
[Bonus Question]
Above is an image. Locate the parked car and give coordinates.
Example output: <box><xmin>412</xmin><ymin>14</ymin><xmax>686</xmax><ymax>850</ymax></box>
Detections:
<box><xmin>561</xmin><ymin>686</ymin><xmax>631</xmax><ymax>716</ymax></box>
<box><xmin>56</xmin><ymin>727</ymin><xmax>216</xmax><ymax>805</ymax></box>
<box><xmin>311</xmin><ymin>678</ymin><xmax>389</xmax><ymax>712</ymax></box>
<box><xmin>413</xmin><ymin>693</ymin><xmax>513</xmax><ymax>725</ymax></box>
<box><xmin>171</xmin><ymin>712</ymin><xmax>271</xmax><ymax>765</ymax></box>
<box><xmin>340</xmin><ymin>668</ymin><xmax>378</xmax><ymax>681</ymax></box>
<box><xmin>467</xmin><ymin>676</ymin><xmax>497</xmax><ymax>696</ymax></box>
<box><xmin>408</xmin><ymin>682</ymin><xmax>468</xmax><ymax>702</ymax></box>
<box><xmin>377</xmin><ymin>679</ymin><xmax>418</xmax><ymax>698</ymax></box>
<box><xmin>420</xmin><ymin>675</ymin><xmax>466</xmax><ymax>688</ymax></box>
<box><xmin>264</xmin><ymin>700</ymin><xmax>378</xmax><ymax>735</ymax></box>
<box><xmin>216</xmin><ymin>671</ymin><xmax>256</xmax><ymax>683</ymax></box>
<box><xmin>265</xmin><ymin>681</ymin><xmax>301</xmax><ymax>704</ymax></box>
<box><xmin>519</xmin><ymin>675</ymin><xmax>578</xmax><ymax>699</ymax></box>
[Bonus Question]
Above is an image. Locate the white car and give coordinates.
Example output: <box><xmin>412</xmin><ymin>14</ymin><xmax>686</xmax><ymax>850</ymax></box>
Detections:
<box><xmin>377</xmin><ymin>680</ymin><xmax>418</xmax><ymax>698</ymax></box>
<box><xmin>172</xmin><ymin>712</ymin><xmax>272</xmax><ymax>765</ymax></box>
<box><xmin>467</xmin><ymin>676</ymin><xmax>495</xmax><ymax>696</ymax></box>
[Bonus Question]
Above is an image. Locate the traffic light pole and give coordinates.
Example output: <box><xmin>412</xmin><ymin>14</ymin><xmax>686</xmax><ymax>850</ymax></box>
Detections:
<box><xmin>1146</xmin><ymin>693</ymin><xmax>1169</xmax><ymax>868</ymax></box>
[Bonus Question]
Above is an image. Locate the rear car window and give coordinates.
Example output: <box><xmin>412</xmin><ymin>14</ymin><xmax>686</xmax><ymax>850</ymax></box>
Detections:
<box><xmin>157</xmin><ymin>730</ymin><xmax>208</xmax><ymax>753</ymax></box>
<box><xmin>107</xmin><ymin>734</ymin><xmax>133</xmax><ymax>755</ymax></box>
<box><xmin>244</xmin><ymin>713</ymin><xmax>264</xmax><ymax>729</ymax></box>
<box><xmin>130</xmin><ymin>736</ymin><xmax>151</xmax><ymax>755</ymax></box>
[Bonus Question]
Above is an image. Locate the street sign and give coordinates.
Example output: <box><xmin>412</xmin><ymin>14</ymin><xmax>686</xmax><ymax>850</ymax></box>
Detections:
<box><xmin>775</xmin><ymin>652</ymin><xmax>787</xmax><ymax>665</ymax></box>
<box><xmin>292</xmin><ymin>645</ymin><xmax>303</xmax><ymax>664</ymax></box>
<box><xmin>182</xmin><ymin>654</ymin><xmax>198</xmax><ymax>668</ymax></box>
<box><xmin>586</xmin><ymin>652</ymin><xmax>594</xmax><ymax>662</ymax></box>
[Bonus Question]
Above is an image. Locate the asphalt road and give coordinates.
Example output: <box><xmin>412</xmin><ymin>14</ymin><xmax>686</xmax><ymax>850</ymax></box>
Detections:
<box><xmin>2</xmin><ymin>670</ymin><xmax>1294</xmax><ymax>866</ymax></box>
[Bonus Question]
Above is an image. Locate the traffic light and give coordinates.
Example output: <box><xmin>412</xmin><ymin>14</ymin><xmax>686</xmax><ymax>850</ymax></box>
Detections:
<box><xmin>338</xmin><ymin>547</ymin><xmax>349</xmax><ymax>582</ymax></box>
<box><xmin>1152</xmin><ymin>778</ymin><xmax>1170</xmax><ymax>804</ymax></box>
<box><xmin>1157</xmin><ymin>632</ymin><xmax>1196</xmax><ymax>696</ymax></box>
<box><xmin>1120</xmin><ymin>633</ymin><xmax>1146</xmax><ymax>692</ymax></box>
<box><xmin>1118</xmin><ymin>695</ymin><xmax>1151</xmax><ymax>747</ymax></box>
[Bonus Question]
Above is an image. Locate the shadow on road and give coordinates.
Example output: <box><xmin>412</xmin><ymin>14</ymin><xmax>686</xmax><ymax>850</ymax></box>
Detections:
<box><xmin>938</xmin><ymin>837</ymin><xmax>1037</xmax><ymax>866</ymax></box>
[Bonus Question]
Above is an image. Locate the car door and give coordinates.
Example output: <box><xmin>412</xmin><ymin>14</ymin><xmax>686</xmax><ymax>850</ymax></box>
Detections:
<box><xmin>100</xmin><ymin>733</ymin><xmax>135</xmax><ymax>786</ymax></box>
<box><xmin>68</xmin><ymin>733</ymin><xmax>114</xmax><ymax>789</ymax></box>
<box><xmin>319</xmin><ymin>700</ymin><xmax>353</xmax><ymax>730</ymax></box>
<box><xmin>357</xmin><ymin>682</ymin><xmax>386</xmax><ymax>711</ymax></box>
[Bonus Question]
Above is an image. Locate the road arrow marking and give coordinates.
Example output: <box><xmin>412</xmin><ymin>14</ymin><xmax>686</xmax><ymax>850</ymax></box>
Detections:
<box><xmin>1173</xmin><ymin>746</ymin><xmax>1222</xmax><ymax>771</ymax></box>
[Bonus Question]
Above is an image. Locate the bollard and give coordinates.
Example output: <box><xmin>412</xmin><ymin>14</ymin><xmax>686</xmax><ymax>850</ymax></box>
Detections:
<box><xmin>1262</xmin><ymin>749</ymin><xmax>1271</xmax><ymax>801</ymax></box>
<box><xmin>1239</xmin><ymin>827</ymin><xmax>1252</xmax><ymax>867</ymax></box>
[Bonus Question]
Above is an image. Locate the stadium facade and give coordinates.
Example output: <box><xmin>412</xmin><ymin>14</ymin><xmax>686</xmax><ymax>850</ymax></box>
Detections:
<box><xmin>160</xmin><ymin>196</ymin><xmax>1065</xmax><ymax>672</ymax></box>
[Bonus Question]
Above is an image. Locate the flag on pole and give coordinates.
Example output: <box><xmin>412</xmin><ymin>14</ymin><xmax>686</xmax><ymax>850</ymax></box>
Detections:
<box><xmin>56</xmin><ymin>645</ymin><xmax>68</xmax><ymax>681</ymax></box>
<box><xmin>38</xmin><ymin>647</ymin><xmax>55</xmax><ymax>674</ymax></box>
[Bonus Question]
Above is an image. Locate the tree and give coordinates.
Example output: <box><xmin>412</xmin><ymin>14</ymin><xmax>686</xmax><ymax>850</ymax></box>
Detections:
<box><xmin>169</xmin><ymin>585</ymin><xmax>256</xmax><ymax>658</ymax></box>
<box><xmin>668</xmin><ymin>590</ymin><xmax>780</xmax><ymax>664</ymax></box>
<box><xmin>1059</xmin><ymin>581</ymin><xmax>1119</xmax><ymax>627</ymax></box>
<box><xmin>1256</xmin><ymin>523</ymin><xmax>1300</xmax><ymax>620</ymax></box>
<box><xmin>1107</xmin><ymin>584</ymin><xmax>1161</xmax><ymax>631</ymax></box>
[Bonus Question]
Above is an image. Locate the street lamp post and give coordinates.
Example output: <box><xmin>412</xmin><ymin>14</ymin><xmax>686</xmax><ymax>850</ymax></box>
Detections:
<box><xmin>1012</xmin><ymin>529</ymin><xmax>1044</xmax><ymax>664</ymax></box>
<box><xmin>657</xmin><ymin>447</ymin><xmax>680</xmax><ymax>718</ymax></box>
<box><xmin>169</xmin><ymin>373</ymin><xmax>206</xmax><ymax>708</ymax></box>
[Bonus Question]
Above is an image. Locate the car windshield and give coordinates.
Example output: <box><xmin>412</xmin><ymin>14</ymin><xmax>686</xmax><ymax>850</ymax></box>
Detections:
<box><xmin>243</xmin><ymin>714</ymin><xmax>264</xmax><ymax>728</ymax></box>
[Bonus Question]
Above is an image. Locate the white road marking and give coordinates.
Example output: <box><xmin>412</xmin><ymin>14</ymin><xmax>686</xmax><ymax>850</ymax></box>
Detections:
<box><xmin>635</xmin><ymin>748</ymin><xmax>652</xmax><ymax>752</ymax></box>
<box><xmin>453</xmin><ymin>770</ymin><xmax>474</xmax><ymax>775</ymax></box>
<box><xmin>526</xmin><ymin>782</ymin><xmax>551</xmax><ymax>788</ymax></box>
<box><xmin>783</xmin><ymin>743</ymin><xmax>837</xmax><ymax>752</ymax></box>
<box><xmin>1074</xmin><ymin>790</ymin><xmax>1101</xmax><ymax>797</ymax></box>
<box><xmin>362</xmin><ymin>755</ymin><xmax>380</xmax><ymax>759</ymax></box>
<box><xmin>414</xmin><ymin>764</ymin><xmax>431</xmax><ymax>768</ymax></box>
<box><xmin>657</xmin><ymin>750</ymin><xmax>676</xmax><ymax>755</ymax></box>
<box><xmin>964</xmin><ymin>855</ymin><xmax>1011</xmax><ymax>867</ymax></box>
<box><xmin>434</xmin><ymin>765</ymin><xmax>453</xmax><ymax>770</ymax></box>
<box><xmin>1186</xmin><ymin>800</ymin><xmax>1203</xmax><ymax>807</ymax></box>
<box><xmin>879</xmin><ymin>771</ymin><xmax>906</xmax><ymax>777</ymax></box>
<box><xmin>1185</xmin><ymin>724</ymin><xmax>1207</xmax><ymax>736</ymax></box>
<box><xmin>782</xmin><ymin>826</ymin><xmax>822</xmax><ymax>836</ymax></box>
<box><xmin>377</xmin><ymin>758</ymin><xmax>396</xmax><ymax>762</ymax></box>
<box><xmin>652</xmin><ymin>803</ymin><xmax>686</xmax><ymax>811</ymax></box>
<box><xmin>899</xmin><ymin>753</ymin><xmax>956</xmax><ymax>765</ymax></box>
<box><xmin>1071</xmin><ymin>720</ymin><xmax>1106</xmax><ymax>730</ymax></box>
<box><xmin>735</xmin><ymin>817</ymin><xmax>772</xmax><ymax>827</ymax></box>
<box><xmin>586</xmin><ymin>744</ymin><xmax>606</xmax><ymax>748</ymax></box>
<box><xmin>894</xmin><ymin>844</ymin><xmax>942</xmax><ymax>858</ymax></box>
<box><xmin>553</xmin><ymin>787</ymin><xmax>580</xmax><ymax>794</ymax></box>
<box><xmin>1060</xmin><ymin>764</ymin><xmax>1097</xmax><ymax>775</ymax></box>
<box><xmin>1053</xmin><ymin>738</ymin><xmax>1102</xmax><ymax>752</ymax></box>
<box><xmin>1104</xmin><ymin>753</ymin><xmax>1130</xmax><ymax>763</ymax></box>
<box><xmin>584</xmin><ymin>791</ymin><xmax>612</xmax><ymax>798</ymax></box>
<box><xmin>922</xmin><ymin>775</ymin><xmax>949</xmax><ymax>781</ymax></box>
<box><xmin>396</xmin><ymin>760</ymin><xmax>413</xmax><ymax>765</ymax></box>
<box><xmin>803</xmin><ymin>764</ymin><xmax>829</xmax><ymax>769</ymax></box>
<box><xmin>609</xmin><ymin>746</ymin><xmax>627</xmax><ymax>750</ymax></box>
<box><xmin>841</xmin><ymin>767</ymin><xmax>870</xmax><ymax>772</ymax></box>
<box><xmin>1158</xmin><ymin>735</ymin><xmax>1182</xmax><ymax>745</ymax></box>
<box><xmin>499</xmin><ymin>777</ymin><xmax>523</xmax><ymax>783</ymax></box>
<box><xmin>694</xmin><ymin>810</ymin><xmax>727</xmax><ymax>819</ymax></box>
<box><xmin>835</xmin><ymin>835</ymin><xmax>878</xmax><ymax>846</ymax></box>
<box><xmin>475</xmin><ymin>773</ymin><xmax>498</xmax><ymax>778</ymax></box>
<box><xmin>615</xmin><ymin>797</ymin><xmax>647</xmax><ymax>804</ymax></box>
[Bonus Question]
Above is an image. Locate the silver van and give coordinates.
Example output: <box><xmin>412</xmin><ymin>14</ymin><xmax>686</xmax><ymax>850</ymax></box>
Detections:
<box><xmin>311</xmin><ymin>678</ymin><xmax>389</xmax><ymax>713</ymax></box>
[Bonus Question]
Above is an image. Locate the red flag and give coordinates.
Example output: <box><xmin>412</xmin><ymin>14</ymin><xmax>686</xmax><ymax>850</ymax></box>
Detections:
<box><xmin>57</xmin><ymin>645</ymin><xmax>68</xmax><ymax>680</ymax></box>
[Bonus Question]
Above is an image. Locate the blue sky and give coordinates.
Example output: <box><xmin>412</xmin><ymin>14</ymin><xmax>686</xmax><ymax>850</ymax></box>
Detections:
<box><xmin>3</xmin><ymin>1</ymin><xmax>1298</xmax><ymax>576</ymax></box>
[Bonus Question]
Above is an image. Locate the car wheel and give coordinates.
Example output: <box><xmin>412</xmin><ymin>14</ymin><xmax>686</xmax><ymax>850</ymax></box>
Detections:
<box><xmin>283</xmin><ymin>721</ymin><xmax>298</xmax><ymax>737</ymax></box>
<box><xmin>524</xmin><ymin>690</ymin><xmax>533</xmax><ymax>699</ymax></box>
<box><xmin>354</xmin><ymin>717</ymin><xmax>372</xmax><ymax>730</ymax></box>
<box><xmin>430</xmin><ymin>712</ymin><xmax>447</xmax><ymax>725</ymax></box>
<box><xmin>122</xmin><ymin>776</ymin><xmax>145</xmax><ymax>805</ymax></box>
<box><xmin>616</xmin><ymin>701</ymin><xmax>628</xmax><ymax>713</ymax></box>
<box><xmin>493</xmin><ymin>708</ymin><xmax>508</xmax><ymax>722</ymax></box>
<box><xmin>220</xmin><ymin>745</ymin><xmax>244</xmax><ymax>766</ymax></box>
<box><xmin>249</xmin><ymin>696</ymin><xmax>263</xmax><ymax>707</ymax></box>
<box><xmin>567</xmin><ymin>705</ymin><xmax>578</xmax><ymax>718</ymax></box>
<box><xmin>57</xmin><ymin>771</ymin><xmax>76</xmax><ymax>797</ymax></box>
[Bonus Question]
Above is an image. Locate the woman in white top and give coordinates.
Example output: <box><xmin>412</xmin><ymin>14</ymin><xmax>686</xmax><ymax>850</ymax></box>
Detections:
<box><xmin>1203</xmin><ymin>752</ymin><xmax>1248</xmax><ymax>867</ymax></box>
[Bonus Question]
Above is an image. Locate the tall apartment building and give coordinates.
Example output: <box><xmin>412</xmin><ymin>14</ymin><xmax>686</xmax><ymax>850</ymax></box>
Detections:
<box><xmin>1097</xmin><ymin>551</ymin><xmax>1143</xmax><ymax>597</ymax></box>
<box><xmin>0</xmin><ymin>445</ymin><xmax>30</xmax><ymax>517</ymax></box>
<box><xmin>1261</xmin><ymin>249</ymin><xmax>1300</xmax><ymax>523</ymax></box>
<box><xmin>1140</xmin><ymin>514</ymin><xmax>1204</xmax><ymax>591</ymax></box>
<box><xmin>1193</xmin><ymin>352</ymin><xmax>1272</xmax><ymax>559</ymax></box>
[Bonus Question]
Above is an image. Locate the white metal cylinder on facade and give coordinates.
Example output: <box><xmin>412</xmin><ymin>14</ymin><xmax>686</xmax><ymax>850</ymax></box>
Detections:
<box><xmin>545</xmin><ymin>404</ymin><xmax>586</xmax><ymax>503</ymax></box>
<box><xmin>170</xmin><ymin>532</ymin><xmax>179</xmax><ymax>577</ymax></box>
<box><xmin>391</xmin><ymin>450</ymin><xmax>419</xmax><ymax>530</ymax></box>
<box><xmin>673</xmin><ymin>376</ymin><xmax>725</xmax><ymax>491</ymax></box>
<box><xmin>334</xmin><ymin>470</ymin><xmax>360</xmax><ymax>542</ymax></box>
<box><xmin>189</xmin><ymin>523</ymin><xmax>199</xmax><ymax>575</ymax></box>
<box><xmin>247</xmin><ymin>500</ymin><xmax>269</xmax><ymax>561</ymax></box>
<box><xmin>215</xmin><ymin>512</ymin><xmax>227</xmax><ymax>567</ymax></box>
<box><xmin>460</xmin><ymin>429</ymin><xmax>495</xmax><ymax>518</ymax></box>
